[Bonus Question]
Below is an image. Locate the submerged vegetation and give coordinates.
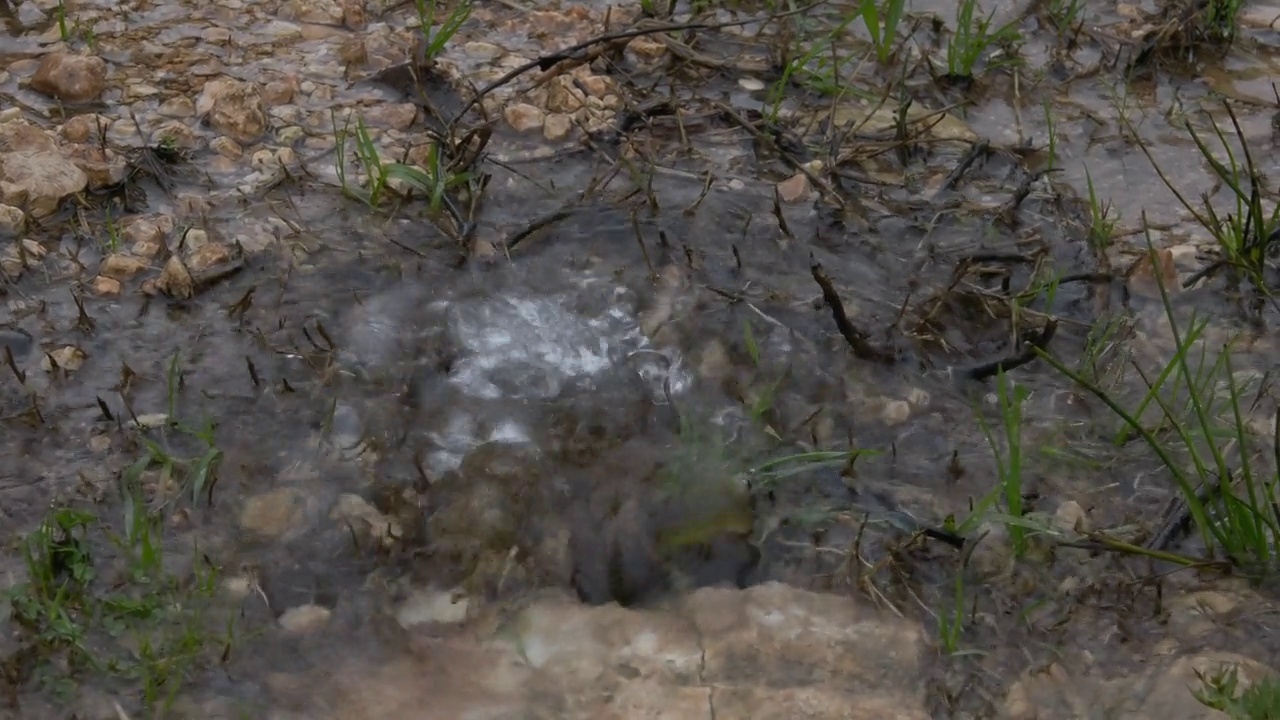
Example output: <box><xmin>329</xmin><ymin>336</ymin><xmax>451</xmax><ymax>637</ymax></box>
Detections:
<box><xmin>4</xmin><ymin>365</ymin><xmax>230</xmax><ymax>714</ymax></box>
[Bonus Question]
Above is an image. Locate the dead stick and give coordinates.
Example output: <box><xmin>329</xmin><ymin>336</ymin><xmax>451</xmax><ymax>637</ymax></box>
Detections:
<box><xmin>810</xmin><ymin>259</ymin><xmax>893</xmax><ymax>363</ymax></box>
<box><xmin>931</xmin><ymin>138</ymin><xmax>989</xmax><ymax>198</ymax></box>
<box><xmin>966</xmin><ymin>318</ymin><xmax>1058</xmax><ymax>380</ymax></box>
<box><xmin>717</xmin><ymin>102</ymin><xmax>845</xmax><ymax>210</ymax></box>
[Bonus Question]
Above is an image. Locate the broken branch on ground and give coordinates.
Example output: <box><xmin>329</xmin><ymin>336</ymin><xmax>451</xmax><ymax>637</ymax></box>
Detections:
<box><xmin>810</xmin><ymin>259</ymin><xmax>894</xmax><ymax>364</ymax></box>
<box><xmin>965</xmin><ymin>318</ymin><xmax>1058</xmax><ymax>380</ymax></box>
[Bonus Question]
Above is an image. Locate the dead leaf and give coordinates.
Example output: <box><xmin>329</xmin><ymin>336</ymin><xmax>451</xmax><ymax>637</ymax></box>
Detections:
<box><xmin>776</xmin><ymin>173</ymin><xmax>810</xmax><ymax>204</ymax></box>
<box><xmin>156</xmin><ymin>255</ymin><xmax>194</xmax><ymax>299</ymax></box>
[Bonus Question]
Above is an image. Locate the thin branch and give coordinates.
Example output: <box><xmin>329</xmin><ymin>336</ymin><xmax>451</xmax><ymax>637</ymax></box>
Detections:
<box><xmin>810</xmin><ymin>258</ymin><xmax>894</xmax><ymax>364</ymax></box>
<box><xmin>966</xmin><ymin>318</ymin><xmax>1058</xmax><ymax>380</ymax></box>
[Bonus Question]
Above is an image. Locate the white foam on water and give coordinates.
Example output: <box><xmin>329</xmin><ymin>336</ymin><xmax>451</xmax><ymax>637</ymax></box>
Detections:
<box><xmin>448</xmin><ymin>293</ymin><xmax>659</xmax><ymax>401</ymax></box>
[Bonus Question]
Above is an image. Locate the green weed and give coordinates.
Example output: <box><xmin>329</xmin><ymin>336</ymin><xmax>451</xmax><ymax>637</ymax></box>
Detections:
<box><xmin>944</xmin><ymin>0</ymin><xmax>1021</xmax><ymax>80</ymax></box>
<box><xmin>1199</xmin><ymin>0</ymin><xmax>1246</xmax><ymax>47</ymax></box>
<box><xmin>1046</xmin><ymin>0</ymin><xmax>1084</xmax><ymax>39</ymax></box>
<box><xmin>638</xmin><ymin>0</ymin><xmax>675</xmax><ymax>18</ymax></box>
<box><xmin>1124</xmin><ymin>101</ymin><xmax>1278</xmax><ymax>295</ymax></box>
<box><xmin>7</xmin><ymin>503</ymin><xmax>223</xmax><ymax>712</ymax></box>
<box><xmin>1084</xmin><ymin>167</ymin><xmax>1117</xmax><ymax>251</ymax></box>
<box><xmin>1195</xmin><ymin>664</ymin><xmax>1280</xmax><ymax>719</ymax></box>
<box><xmin>103</xmin><ymin>208</ymin><xmax>122</xmax><ymax>252</ymax></box>
<box><xmin>1039</xmin><ymin>226</ymin><xmax>1280</xmax><ymax>571</ymax></box>
<box><xmin>52</xmin><ymin>0</ymin><xmax>98</xmax><ymax>50</ymax></box>
<box><xmin>938</xmin><ymin>561</ymin><xmax>967</xmax><ymax>654</ymax></box>
<box><xmin>750</xmin><ymin>449</ymin><xmax>874</xmax><ymax>488</ymax></box>
<box><xmin>413</xmin><ymin>0</ymin><xmax>472</xmax><ymax>62</ymax></box>
<box><xmin>334</xmin><ymin>113</ymin><xmax>472</xmax><ymax>214</ymax></box>
<box><xmin>5</xmin><ymin>349</ymin><xmax>233</xmax><ymax>711</ymax></box>
<box><xmin>976</xmin><ymin>371</ymin><xmax>1031</xmax><ymax>557</ymax></box>
<box><xmin>1043</xmin><ymin>100</ymin><xmax>1058</xmax><ymax>172</ymax></box>
<box><xmin>1077</xmin><ymin>311</ymin><xmax>1132</xmax><ymax>387</ymax></box>
<box><xmin>766</xmin><ymin>10</ymin><xmax>861</xmax><ymax>120</ymax></box>
<box><xmin>54</xmin><ymin>0</ymin><xmax>69</xmax><ymax>42</ymax></box>
<box><xmin>858</xmin><ymin>0</ymin><xmax>907</xmax><ymax>65</ymax></box>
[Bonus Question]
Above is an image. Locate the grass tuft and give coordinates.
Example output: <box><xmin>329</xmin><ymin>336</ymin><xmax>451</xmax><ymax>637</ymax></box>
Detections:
<box><xmin>1039</xmin><ymin>225</ymin><xmax>1280</xmax><ymax>572</ymax></box>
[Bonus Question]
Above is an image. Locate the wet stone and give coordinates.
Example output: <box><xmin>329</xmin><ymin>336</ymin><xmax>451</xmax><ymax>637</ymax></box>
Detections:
<box><xmin>123</xmin><ymin>219</ymin><xmax>164</xmax><ymax>251</ymax></box>
<box><xmin>158</xmin><ymin>96</ymin><xmax>196</xmax><ymax>118</ymax></box>
<box><xmin>543</xmin><ymin>113</ymin><xmax>572</xmax><ymax>141</ymax></box>
<box><xmin>504</xmin><ymin>583</ymin><xmax>924</xmax><ymax>719</ymax></box>
<box><xmin>183</xmin><ymin>228</ymin><xmax>211</xmax><ymax>249</ymax></box>
<box><xmin>99</xmin><ymin>254</ymin><xmax>149</xmax><ymax>280</ymax></box>
<box><xmin>329</xmin><ymin>493</ymin><xmax>402</xmax><ymax>548</ymax></box>
<box><xmin>65</xmin><ymin>144</ymin><xmax>127</xmax><ymax>190</ymax></box>
<box><xmin>291</xmin><ymin>0</ymin><xmax>345</xmax><ymax>24</ymax></box>
<box><xmin>198</xmin><ymin>78</ymin><xmax>269</xmax><ymax>145</ymax></box>
<box><xmin>776</xmin><ymin>172</ymin><xmax>810</xmax><ymax>203</ymax></box>
<box><xmin>504</xmin><ymin>103</ymin><xmax>545</xmax><ymax>133</ymax></box>
<box><xmin>60</xmin><ymin>114</ymin><xmax>108</xmax><ymax>144</ymax></box>
<box><xmin>626</xmin><ymin>35</ymin><xmax>667</xmax><ymax>63</ymax></box>
<box><xmin>0</xmin><ymin>204</ymin><xmax>24</xmax><ymax>238</ymax></box>
<box><xmin>463</xmin><ymin>41</ymin><xmax>505</xmax><ymax>60</ymax></box>
<box><xmin>156</xmin><ymin>255</ymin><xmax>195</xmax><ymax>299</ymax></box>
<box><xmin>395</xmin><ymin>587</ymin><xmax>470</xmax><ymax>628</ymax></box>
<box><xmin>240</xmin><ymin>487</ymin><xmax>312</xmax><ymax>539</ymax></box>
<box><xmin>91</xmin><ymin>275</ymin><xmax>122</xmax><ymax>296</ymax></box>
<box><xmin>1053</xmin><ymin>500</ymin><xmax>1089</xmax><ymax>533</ymax></box>
<box><xmin>1003</xmin><ymin>651</ymin><xmax>1276</xmax><ymax>719</ymax></box>
<box><xmin>187</xmin><ymin>241</ymin><xmax>233</xmax><ymax>276</ymax></box>
<box><xmin>364</xmin><ymin>102</ymin><xmax>417</xmax><ymax>131</ymax></box>
<box><xmin>278</xmin><ymin>604</ymin><xmax>332</xmax><ymax>635</ymax></box>
<box><xmin>30</xmin><ymin>52</ymin><xmax>109</xmax><ymax>104</ymax></box>
<box><xmin>263</xmin><ymin>78</ymin><xmax>299</xmax><ymax>105</ymax></box>
<box><xmin>0</xmin><ymin>150</ymin><xmax>89</xmax><ymax>218</ymax></box>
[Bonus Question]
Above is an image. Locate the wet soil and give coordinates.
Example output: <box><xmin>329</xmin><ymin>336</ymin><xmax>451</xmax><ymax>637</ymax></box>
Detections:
<box><xmin>3</xmin><ymin>0</ymin><xmax>1280</xmax><ymax>717</ymax></box>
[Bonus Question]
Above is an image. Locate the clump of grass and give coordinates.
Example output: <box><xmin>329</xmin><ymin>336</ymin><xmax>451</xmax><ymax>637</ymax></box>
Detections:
<box><xmin>1084</xmin><ymin>167</ymin><xmax>1118</xmax><ymax>251</ymax></box>
<box><xmin>414</xmin><ymin>0</ymin><xmax>472</xmax><ymax>61</ymax></box>
<box><xmin>858</xmin><ymin>0</ymin><xmax>907</xmax><ymax>65</ymax></box>
<box><xmin>1195</xmin><ymin>664</ymin><xmax>1280</xmax><ymax>719</ymax></box>
<box><xmin>1040</xmin><ymin>226</ymin><xmax>1280</xmax><ymax>572</ymax></box>
<box><xmin>6</xmin><ymin>502</ymin><xmax>225</xmax><ymax>712</ymax></box>
<box><xmin>943</xmin><ymin>0</ymin><xmax>1021</xmax><ymax>81</ymax></box>
<box><xmin>1125</xmin><ymin>101</ymin><xmax>1278</xmax><ymax>296</ymax></box>
<box><xmin>5</xmin><ymin>350</ymin><xmax>231</xmax><ymax>712</ymax></box>
<box><xmin>1046</xmin><ymin>0</ymin><xmax>1084</xmax><ymax>39</ymax></box>
<box><xmin>53</xmin><ymin>0</ymin><xmax>99</xmax><ymax>50</ymax></box>
<box><xmin>1172</xmin><ymin>0</ymin><xmax>1247</xmax><ymax>49</ymax></box>
<box><xmin>766</xmin><ymin>10</ymin><xmax>862</xmax><ymax>120</ymax></box>
<box><xmin>976</xmin><ymin>371</ymin><xmax>1031</xmax><ymax>557</ymax></box>
<box><xmin>333</xmin><ymin>113</ymin><xmax>473</xmax><ymax>214</ymax></box>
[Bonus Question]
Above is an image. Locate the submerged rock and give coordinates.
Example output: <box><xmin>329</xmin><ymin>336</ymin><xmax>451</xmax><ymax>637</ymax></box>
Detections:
<box><xmin>0</xmin><ymin>149</ymin><xmax>89</xmax><ymax>218</ymax></box>
<box><xmin>30</xmin><ymin>53</ymin><xmax>108</xmax><ymax>103</ymax></box>
<box><xmin>272</xmin><ymin>582</ymin><xmax>929</xmax><ymax>719</ymax></box>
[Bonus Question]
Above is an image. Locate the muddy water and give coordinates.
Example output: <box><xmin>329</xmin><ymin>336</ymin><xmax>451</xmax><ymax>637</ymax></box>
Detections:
<box><xmin>4</xmin><ymin>0</ymin><xmax>1280</xmax><ymax>717</ymax></box>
